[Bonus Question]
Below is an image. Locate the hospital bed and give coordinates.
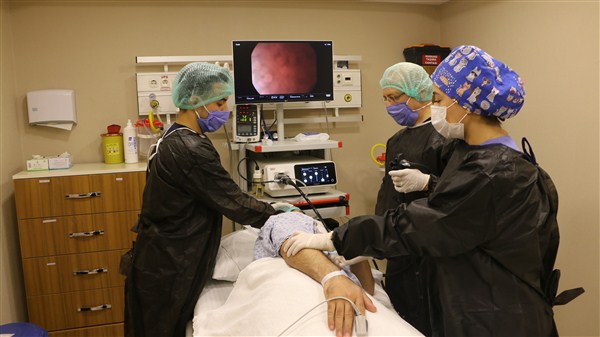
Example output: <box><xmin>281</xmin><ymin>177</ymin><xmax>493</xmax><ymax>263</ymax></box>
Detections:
<box><xmin>185</xmin><ymin>226</ymin><xmax>424</xmax><ymax>337</ymax></box>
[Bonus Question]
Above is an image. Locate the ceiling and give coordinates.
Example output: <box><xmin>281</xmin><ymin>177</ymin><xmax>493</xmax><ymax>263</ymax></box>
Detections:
<box><xmin>359</xmin><ymin>0</ymin><xmax>450</xmax><ymax>5</ymax></box>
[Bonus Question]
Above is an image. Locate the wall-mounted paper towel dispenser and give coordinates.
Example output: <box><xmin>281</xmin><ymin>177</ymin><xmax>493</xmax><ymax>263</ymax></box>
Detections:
<box><xmin>27</xmin><ymin>89</ymin><xmax>77</xmax><ymax>130</ymax></box>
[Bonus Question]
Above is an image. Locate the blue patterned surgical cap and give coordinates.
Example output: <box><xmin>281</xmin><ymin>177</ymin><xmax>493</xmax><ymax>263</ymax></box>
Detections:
<box><xmin>432</xmin><ymin>45</ymin><xmax>525</xmax><ymax>119</ymax></box>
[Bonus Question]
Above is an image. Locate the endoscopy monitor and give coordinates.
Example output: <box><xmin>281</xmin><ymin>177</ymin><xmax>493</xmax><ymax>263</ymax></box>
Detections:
<box><xmin>232</xmin><ymin>40</ymin><xmax>334</xmax><ymax>104</ymax></box>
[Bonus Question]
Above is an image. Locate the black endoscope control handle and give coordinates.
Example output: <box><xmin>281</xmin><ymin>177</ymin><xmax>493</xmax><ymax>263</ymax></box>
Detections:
<box><xmin>390</xmin><ymin>153</ymin><xmax>430</xmax><ymax>173</ymax></box>
<box><xmin>390</xmin><ymin>154</ymin><xmax>411</xmax><ymax>171</ymax></box>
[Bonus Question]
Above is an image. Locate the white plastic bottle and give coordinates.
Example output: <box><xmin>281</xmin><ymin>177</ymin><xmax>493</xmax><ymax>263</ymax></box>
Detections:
<box><xmin>123</xmin><ymin>119</ymin><xmax>138</xmax><ymax>163</ymax></box>
<box><xmin>252</xmin><ymin>168</ymin><xmax>263</xmax><ymax>198</ymax></box>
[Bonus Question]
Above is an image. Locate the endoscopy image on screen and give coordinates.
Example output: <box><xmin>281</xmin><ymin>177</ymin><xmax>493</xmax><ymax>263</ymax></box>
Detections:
<box><xmin>251</xmin><ymin>42</ymin><xmax>317</xmax><ymax>95</ymax></box>
<box><xmin>232</xmin><ymin>40</ymin><xmax>333</xmax><ymax>104</ymax></box>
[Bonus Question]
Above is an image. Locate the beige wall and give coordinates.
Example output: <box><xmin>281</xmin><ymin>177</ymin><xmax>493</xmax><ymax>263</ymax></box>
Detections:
<box><xmin>0</xmin><ymin>0</ymin><xmax>442</xmax><ymax>324</ymax></box>
<box><xmin>1</xmin><ymin>0</ymin><xmax>27</xmax><ymax>323</ymax></box>
<box><xmin>440</xmin><ymin>2</ymin><xmax>599</xmax><ymax>336</ymax></box>
<box><xmin>1</xmin><ymin>1</ymin><xmax>598</xmax><ymax>336</ymax></box>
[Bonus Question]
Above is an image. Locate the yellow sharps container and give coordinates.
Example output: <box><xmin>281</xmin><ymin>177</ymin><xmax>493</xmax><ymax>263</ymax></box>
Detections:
<box><xmin>101</xmin><ymin>124</ymin><xmax>124</xmax><ymax>164</ymax></box>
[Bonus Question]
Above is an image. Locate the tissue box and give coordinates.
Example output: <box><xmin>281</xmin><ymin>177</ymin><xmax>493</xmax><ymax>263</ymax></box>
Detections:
<box><xmin>26</xmin><ymin>158</ymin><xmax>49</xmax><ymax>171</ymax></box>
<box><xmin>48</xmin><ymin>154</ymin><xmax>73</xmax><ymax>170</ymax></box>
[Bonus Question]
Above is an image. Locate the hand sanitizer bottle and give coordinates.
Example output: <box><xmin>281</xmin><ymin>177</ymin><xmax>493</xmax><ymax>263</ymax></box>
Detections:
<box><xmin>123</xmin><ymin>119</ymin><xmax>139</xmax><ymax>163</ymax></box>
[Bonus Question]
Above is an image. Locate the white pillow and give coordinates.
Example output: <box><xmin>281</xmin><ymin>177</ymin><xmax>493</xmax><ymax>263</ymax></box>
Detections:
<box><xmin>212</xmin><ymin>226</ymin><xmax>259</xmax><ymax>281</ymax></box>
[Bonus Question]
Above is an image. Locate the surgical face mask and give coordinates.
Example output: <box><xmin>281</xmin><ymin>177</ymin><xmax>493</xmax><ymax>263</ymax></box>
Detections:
<box><xmin>430</xmin><ymin>102</ymin><xmax>468</xmax><ymax>139</ymax></box>
<box><xmin>195</xmin><ymin>106</ymin><xmax>230</xmax><ymax>133</ymax></box>
<box><xmin>386</xmin><ymin>98</ymin><xmax>430</xmax><ymax>127</ymax></box>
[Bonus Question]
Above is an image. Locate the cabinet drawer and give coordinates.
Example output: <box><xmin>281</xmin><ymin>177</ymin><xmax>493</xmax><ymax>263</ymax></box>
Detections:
<box><xmin>14</xmin><ymin>171</ymin><xmax>146</xmax><ymax>219</ymax></box>
<box><xmin>14</xmin><ymin>176</ymin><xmax>95</xmax><ymax>219</ymax></box>
<box><xmin>19</xmin><ymin>212</ymin><xmax>137</xmax><ymax>258</ymax></box>
<box><xmin>90</xmin><ymin>172</ymin><xmax>145</xmax><ymax>213</ymax></box>
<box><xmin>28</xmin><ymin>286</ymin><xmax>124</xmax><ymax>332</ymax></box>
<box><xmin>48</xmin><ymin>323</ymin><xmax>123</xmax><ymax>337</ymax></box>
<box><xmin>23</xmin><ymin>250</ymin><xmax>128</xmax><ymax>296</ymax></box>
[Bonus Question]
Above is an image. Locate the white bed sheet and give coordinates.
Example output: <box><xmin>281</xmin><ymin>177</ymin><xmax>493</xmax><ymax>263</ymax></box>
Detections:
<box><xmin>186</xmin><ymin>279</ymin><xmax>235</xmax><ymax>337</ymax></box>
<box><xmin>192</xmin><ymin>258</ymin><xmax>423</xmax><ymax>337</ymax></box>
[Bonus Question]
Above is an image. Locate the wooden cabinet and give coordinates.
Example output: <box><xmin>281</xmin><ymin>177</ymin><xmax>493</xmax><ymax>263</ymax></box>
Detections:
<box><xmin>13</xmin><ymin>163</ymin><xmax>147</xmax><ymax>336</ymax></box>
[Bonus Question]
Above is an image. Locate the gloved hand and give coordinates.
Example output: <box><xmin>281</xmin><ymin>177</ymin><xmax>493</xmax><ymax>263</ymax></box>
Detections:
<box><xmin>389</xmin><ymin>168</ymin><xmax>430</xmax><ymax>193</ymax></box>
<box><xmin>284</xmin><ymin>231</ymin><xmax>335</xmax><ymax>257</ymax></box>
<box><xmin>332</xmin><ymin>255</ymin><xmax>371</xmax><ymax>268</ymax></box>
<box><xmin>270</xmin><ymin>202</ymin><xmax>299</xmax><ymax>213</ymax></box>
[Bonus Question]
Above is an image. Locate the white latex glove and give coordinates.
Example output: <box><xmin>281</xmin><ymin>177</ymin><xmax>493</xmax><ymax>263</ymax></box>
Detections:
<box><xmin>332</xmin><ymin>255</ymin><xmax>371</xmax><ymax>268</ymax></box>
<box><xmin>284</xmin><ymin>231</ymin><xmax>334</xmax><ymax>257</ymax></box>
<box><xmin>389</xmin><ymin>168</ymin><xmax>430</xmax><ymax>193</ymax></box>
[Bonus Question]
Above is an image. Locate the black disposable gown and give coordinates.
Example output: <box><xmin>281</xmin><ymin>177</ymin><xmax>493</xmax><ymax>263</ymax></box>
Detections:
<box><xmin>124</xmin><ymin>125</ymin><xmax>275</xmax><ymax>337</ymax></box>
<box><xmin>375</xmin><ymin>122</ymin><xmax>455</xmax><ymax>335</ymax></box>
<box><xmin>335</xmin><ymin>142</ymin><xmax>557</xmax><ymax>337</ymax></box>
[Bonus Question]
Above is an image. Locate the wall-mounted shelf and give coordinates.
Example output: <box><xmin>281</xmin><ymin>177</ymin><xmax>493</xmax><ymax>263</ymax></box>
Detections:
<box><xmin>262</xmin><ymin>114</ymin><xmax>364</xmax><ymax>125</ymax></box>
<box><xmin>136</xmin><ymin>55</ymin><xmax>362</xmax><ymax>67</ymax></box>
<box><xmin>135</xmin><ymin>53</ymin><xmax>364</xmax><ymax>132</ymax></box>
<box><xmin>230</xmin><ymin>139</ymin><xmax>342</xmax><ymax>153</ymax></box>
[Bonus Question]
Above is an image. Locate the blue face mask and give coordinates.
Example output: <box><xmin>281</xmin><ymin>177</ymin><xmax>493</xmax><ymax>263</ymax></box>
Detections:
<box><xmin>386</xmin><ymin>97</ymin><xmax>430</xmax><ymax>127</ymax></box>
<box><xmin>195</xmin><ymin>107</ymin><xmax>230</xmax><ymax>133</ymax></box>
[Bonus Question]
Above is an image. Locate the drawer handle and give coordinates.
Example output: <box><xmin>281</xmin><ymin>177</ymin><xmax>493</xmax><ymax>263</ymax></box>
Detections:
<box><xmin>65</xmin><ymin>192</ymin><xmax>101</xmax><ymax>199</ymax></box>
<box><xmin>68</xmin><ymin>230</ymin><xmax>105</xmax><ymax>238</ymax></box>
<box><xmin>73</xmin><ymin>267</ymin><xmax>108</xmax><ymax>275</ymax></box>
<box><xmin>77</xmin><ymin>304</ymin><xmax>112</xmax><ymax>312</ymax></box>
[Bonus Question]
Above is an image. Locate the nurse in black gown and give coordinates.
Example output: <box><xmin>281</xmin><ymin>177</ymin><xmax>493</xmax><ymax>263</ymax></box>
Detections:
<box><xmin>285</xmin><ymin>45</ymin><xmax>562</xmax><ymax>337</ymax></box>
<box><xmin>124</xmin><ymin>62</ymin><xmax>281</xmax><ymax>337</ymax></box>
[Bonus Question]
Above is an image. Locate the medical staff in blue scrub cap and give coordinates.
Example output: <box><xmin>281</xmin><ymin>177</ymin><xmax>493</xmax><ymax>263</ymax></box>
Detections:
<box><xmin>283</xmin><ymin>45</ymin><xmax>570</xmax><ymax>336</ymax></box>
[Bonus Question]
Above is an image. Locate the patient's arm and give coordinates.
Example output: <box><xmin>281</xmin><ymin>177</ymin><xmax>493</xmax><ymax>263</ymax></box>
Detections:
<box><xmin>350</xmin><ymin>261</ymin><xmax>375</xmax><ymax>296</ymax></box>
<box><xmin>280</xmin><ymin>245</ymin><xmax>376</xmax><ymax>337</ymax></box>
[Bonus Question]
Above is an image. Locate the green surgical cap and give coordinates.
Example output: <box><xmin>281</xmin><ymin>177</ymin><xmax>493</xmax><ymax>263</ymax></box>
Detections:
<box><xmin>380</xmin><ymin>62</ymin><xmax>433</xmax><ymax>102</ymax></box>
<box><xmin>172</xmin><ymin>62</ymin><xmax>233</xmax><ymax>110</ymax></box>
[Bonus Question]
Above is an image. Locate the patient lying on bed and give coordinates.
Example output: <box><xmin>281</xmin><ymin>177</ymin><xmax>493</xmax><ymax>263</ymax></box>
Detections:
<box><xmin>254</xmin><ymin>209</ymin><xmax>375</xmax><ymax>293</ymax></box>
<box><xmin>191</xmin><ymin>210</ymin><xmax>424</xmax><ymax>337</ymax></box>
<box><xmin>254</xmin><ymin>209</ymin><xmax>376</xmax><ymax>336</ymax></box>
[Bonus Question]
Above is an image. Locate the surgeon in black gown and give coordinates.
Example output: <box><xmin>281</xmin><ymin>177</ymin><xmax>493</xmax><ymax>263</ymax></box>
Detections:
<box><xmin>124</xmin><ymin>62</ymin><xmax>280</xmax><ymax>337</ymax></box>
<box><xmin>284</xmin><ymin>45</ymin><xmax>566</xmax><ymax>336</ymax></box>
<box><xmin>375</xmin><ymin>62</ymin><xmax>455</xmax><ymax>335</ymax></box>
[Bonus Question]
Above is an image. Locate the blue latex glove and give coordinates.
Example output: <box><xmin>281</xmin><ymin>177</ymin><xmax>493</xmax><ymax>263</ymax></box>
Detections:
<box><xmin>270</xmin><ymin>202</ymin><xmax>300</xmax><ymax>213</ymax></box>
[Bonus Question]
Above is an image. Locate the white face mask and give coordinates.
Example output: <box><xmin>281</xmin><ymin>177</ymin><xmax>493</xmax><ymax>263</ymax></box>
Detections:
<box><xmin>430</xmin><ymin>102</ymin><xmax>469</xmax><ymax>139</ymax></box>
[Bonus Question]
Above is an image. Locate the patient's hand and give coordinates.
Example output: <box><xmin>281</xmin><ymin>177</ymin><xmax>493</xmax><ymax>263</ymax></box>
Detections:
<box><xmin>279</xmin><ymin>240</ymin><xmax>376</xmax><ymax>337</ymax></box>
<box><xmin>323</xmin><ymin>274</ymin><xmax>377</xmax><ymax>337</ymax></box>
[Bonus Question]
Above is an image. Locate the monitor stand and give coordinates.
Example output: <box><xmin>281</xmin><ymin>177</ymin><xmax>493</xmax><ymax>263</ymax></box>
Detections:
<box><xmin>275</xmin><ymin>103</ymin><xmax>285</xmax><ymax>141</ymax></box>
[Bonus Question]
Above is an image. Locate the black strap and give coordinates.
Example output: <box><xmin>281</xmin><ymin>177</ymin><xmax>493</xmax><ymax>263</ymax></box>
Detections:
<box><xmin>521</xmin><ymin>137</ymin><xmax>537</xmax><ymax>165</ymax></box>
<box><xmin>544</xmin><ymin>269</ymin><xmax>585</xmax><ymax>306</ymax></box>
<box><xmin>554</xmin><ymin>287</ymin><xmax>585</xmax><ymax>306</ymax></box>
